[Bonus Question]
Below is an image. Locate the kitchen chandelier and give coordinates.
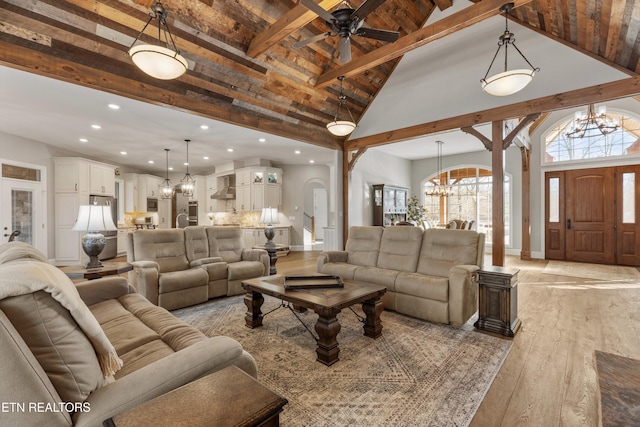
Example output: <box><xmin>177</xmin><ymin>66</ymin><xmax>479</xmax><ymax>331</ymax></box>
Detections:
<box><xmin>159</xmin><ymin>148</ymin><xmax>174</xmax><ymax>199</ymax></box>
<box><xmin>128</xmin><ymin>1</ymin><xmax>188</xmax><ymax>80</ymax></box>
<box><xmin>565</xmin><ymin>104</ymin><xmax>620</xmax><ymax>139</ymax></box>
<box><xmin>180</xmin><ymin>139</ymin><xmax>196</xmax><ymax>197</ymax></box>
<box><xmin>481</xmin><ymin>2</ymin><xmax>539</xmax><ymax>96</ymax></box>
<box><xmin>425</xmin><ymin>141</ymin><xmax>453</xmax><ymax>197</ymax></box>
<box><xmin>326</xmin><ymin>76</ymin><xmax>356</xmax><ymax>137</ymax></box>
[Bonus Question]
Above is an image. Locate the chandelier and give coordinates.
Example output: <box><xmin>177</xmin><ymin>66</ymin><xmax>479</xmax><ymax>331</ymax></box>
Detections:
<box><xmin>481</xmin><ymin>2</ymin><xmax>539</xmax><ymax>96</ymax></box>
<box><xmin>425</xmin><ymin>141</ymin><xmax>453</xmax><ymax>197</ymax></box>
<box><xmin>180</xmin><ymin>139</ymin><xmax>196</xmax><ymax>197</ymax></box>
<box><xmin>159</xmin><ymin>148</ymin><xmax>174</xmax><ymax>199</ymax></box>
<box><xmin>565</xmin><ymin>104</ymin><xmax>620</xmax><ymax>139</ymax></box>
<box><xmin>128</xmin><ymin>1</ymin><xmax>188</xmax><ymax>80</ymax></box>
<box><xmin>326</xmin><ymin>76</ymin><xmax>356</xmax><ymax>136</ymax></box>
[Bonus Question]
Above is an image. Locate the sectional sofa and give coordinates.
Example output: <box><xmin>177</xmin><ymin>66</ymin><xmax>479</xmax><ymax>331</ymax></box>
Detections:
<box><xmin>126</xmin><ymin>226</ymin><xmax>269</xmax><ymax>310</ymax></box>
<box><xmin>0</xmin><ymin>241</ymin><xmax>257</xmax><ymax>426</ymax></box>
<box><xmin>317</xmin><ymin>226</ymin><xmax>485</xmax><ymax>325</ymax></box>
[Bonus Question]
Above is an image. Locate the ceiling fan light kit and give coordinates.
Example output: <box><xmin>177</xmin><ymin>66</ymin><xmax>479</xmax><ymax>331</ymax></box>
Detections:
<box><xmin>327</xmin><ymin>76</ymin><xmax>357</xmax><ymax>136</ymax></box>
<box><xmin>128</xmin><ymin>1</ymin><xmax>187</xmax><ymax>80</ymax></box>
<box><xmin>481</xmin><ymin>2</ymin><xmax>539</xmax><ymax>96</ymax></box>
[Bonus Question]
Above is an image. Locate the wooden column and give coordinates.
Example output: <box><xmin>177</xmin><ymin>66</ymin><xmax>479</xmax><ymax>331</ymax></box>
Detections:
<box><xmin>492</xmin><ymin>120</ymin><xmax>505</xmax><ymax>267</ymax></box>
<box><xmin>520</xmin><ymin>147</ymin><xmax>531</xmax><ymax>260</ymax></box>
<box><xmin>342</xmin><ymin>148</ymin><xmax>350</xmax><ymax>249</ymax></box>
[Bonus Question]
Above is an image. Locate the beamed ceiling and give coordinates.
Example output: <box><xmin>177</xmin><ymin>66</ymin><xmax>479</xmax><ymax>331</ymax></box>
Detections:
<box><xmin>1</xmin><ymin>0</ymin><xmax>639</xmax><ymax>156</ymax></box>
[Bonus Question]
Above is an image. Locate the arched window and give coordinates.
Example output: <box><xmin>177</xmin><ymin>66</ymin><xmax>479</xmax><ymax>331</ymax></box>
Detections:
<box><xmin>422</xmin><ymin>166</ymin><xmax>510</xmax><ymax>246</ymax></box>
<box><xmin>544</xmin><ymin>107</ymin><xmax>640</xmax><ymax>163</ymax></box>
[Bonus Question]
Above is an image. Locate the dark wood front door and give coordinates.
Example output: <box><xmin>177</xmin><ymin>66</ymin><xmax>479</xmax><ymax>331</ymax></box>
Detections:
<box><xmin>545</xmin><ymin>166</ymin><xmax>640</xmax><ymax>266</ymax></box>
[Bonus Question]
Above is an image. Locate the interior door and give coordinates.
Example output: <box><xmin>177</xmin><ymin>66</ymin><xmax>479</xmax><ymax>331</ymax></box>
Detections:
<box><xmin>565</xmin><ymin>167</ymin><xmax>615</xmax><ymax>264</ymax></box>
<box><xmin>1</xmin><ymin>178</ymin><xmax>46</xmax><ymax>253</ymax></box>
<box><xmin>313</xmin><ymin>188</ymin><xmax>328</xmax><ymax>241</ymax></box>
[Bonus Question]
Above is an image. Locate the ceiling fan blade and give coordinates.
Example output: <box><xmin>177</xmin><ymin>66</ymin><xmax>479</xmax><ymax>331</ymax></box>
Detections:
<box><xmin>293</xmin><ymin>32</ymin><xmax>331</xmax><ymax>48</ymax></box>
<box><xmin>351</xmin><ymin>0</ymin><xmax>387</xmax><ymax>21</ymax></box>
<box><xmin>299</xmin><ymin>0</ymin><xmax>336</xmax><ymax>23</ymax></box>
<box><xmin>339</xmin><ymin>37</ymin><xmax>351</xmax><ymax>63</ymax></box>
<box><xmin>357</xmin><ymin>27</ymin><xmax>399</xmax><ymax>43</ymax></box>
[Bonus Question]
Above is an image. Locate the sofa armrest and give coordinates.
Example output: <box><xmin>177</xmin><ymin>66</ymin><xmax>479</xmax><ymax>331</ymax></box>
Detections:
<box><xmin>76</xmin><ymin>277</ymin><xmax>136</xmax><ymax>306</ymax></box>
<box><xmin>130</xmin><ymin>261</ymin><xmax>160</xmax><ymax>305</ymax></box>
<box><xmin>316</xmin><ymin>251</ymin><xmax>348</xmax><ymax>272</ymax></box>
<box><xmin>73</xmin><ymin>336</ymin><xmax>253</xmax><ymax>427</ymax></box>
<box><xmin>448</xmin><ymin>264</ymin><xmax>481</xmax><ymax>326</ymax></box>
<box><xmin>190</xmin><ymin>257</ymin><xmax>223</xmax><ymax>267</ymax></box>
<box><xmin>241</xmin><ymin>249</ymin><xmax>267</xmax><ymax>262</ymax></box>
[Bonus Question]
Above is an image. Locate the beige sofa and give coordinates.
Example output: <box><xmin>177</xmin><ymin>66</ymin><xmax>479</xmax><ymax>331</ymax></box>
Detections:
<box><xmin>317</xmin><ymin>226</ymin><xmax>485</xmax><ymax>325</ymax></box>
<box><xmin>0</xmin><ymin>241</ymin><xmax>257</xmax><ymax>426</ymax></box>
<box><xmin>126</xmin><ymin>226</ymin><xmax>269</xmax><ymax>310</ymax></box>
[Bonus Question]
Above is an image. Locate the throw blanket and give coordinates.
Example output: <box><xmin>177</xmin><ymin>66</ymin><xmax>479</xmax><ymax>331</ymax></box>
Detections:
<box><xmin>0</xmin><ymin>242</ymin><xmax>123</xmax><ymax>377</ymax></box>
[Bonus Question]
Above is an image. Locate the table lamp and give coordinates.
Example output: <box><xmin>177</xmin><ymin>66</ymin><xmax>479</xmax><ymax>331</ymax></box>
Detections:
<box><xmin>72</xmin><ymin>202</ymin><xmax>117</xmax><ymax>269</ymax></box>
<box><xmin>260</xmin><ymin>207</ymin><xmax>279</xmax><ymax>248</ymax></box>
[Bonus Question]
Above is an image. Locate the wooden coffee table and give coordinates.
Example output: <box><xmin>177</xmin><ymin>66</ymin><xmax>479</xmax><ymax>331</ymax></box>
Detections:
<box><xmin>242</xmin><ymin>275</ymin><xmax>386</xmax><ymax>366</ymax></box>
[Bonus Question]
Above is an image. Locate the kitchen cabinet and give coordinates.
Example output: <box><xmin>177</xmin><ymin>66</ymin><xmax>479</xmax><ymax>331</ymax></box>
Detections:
<box><xmin>116</xmin><ymin>228</ymin><xmax>131</xmax><ymax>256</ymax></box>
<box><xmin>125</xmin><ymin>174</ymin><xmax>164</xmax><ymax>212</ymax></box>
<box><xmin>157</xmin><ymin>198</ymin><xmax>171</xmax><ymax>229</ymax></box>
<box><xmin>124</xmin><ymin>173</ymin><xmax>139</xmax><ymax>212</ymax></box>
<box><xmin>54</xmin><ymin>158</ymin><xmax>89</xmax><ymax>194</ymax></box>
<box><xmin>236</xmin><ymin>185</ymin><xmax>251</xmax><ymax>212</ymax></box>
<box><xmin>89</xmin><ymin>163</ymin><xmax>115</xmax><ymax>196</ymax></box>
<box><xmin>235</xmin><ymin>167</ymin><xmax>282</xmax><ymax>211</ymax></box>
<box><xmin>144</xmin><ymin>175</ymin><xmax>163</xmax><ymax>198</ymax></box>
<box><xmin>242</xmin><ymin>227</ymin><xmax>290</xmax><ymax>248</ymax></box>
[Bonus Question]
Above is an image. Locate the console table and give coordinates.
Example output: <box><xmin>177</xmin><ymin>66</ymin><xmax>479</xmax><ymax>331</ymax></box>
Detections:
<box><xmin>474</xmin><ymin>266</ymin><xmax>520</xmax><ymax>337</ymax></box>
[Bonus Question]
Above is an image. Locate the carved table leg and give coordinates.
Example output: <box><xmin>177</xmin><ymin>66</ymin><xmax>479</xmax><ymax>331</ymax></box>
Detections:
<box><xmin>362</xmin><ymin>297</ymin><xmax>384</xmax><ymax>338</ymax></box>
<box><xmin>314</xmin><ymin>310</ymin><xmax>341</xmax><ymax>366</ymax></box>
<box><xmin>244</xmin><ymin>290</ymin><xmax>264</xmax><ymax>328</ymax></box>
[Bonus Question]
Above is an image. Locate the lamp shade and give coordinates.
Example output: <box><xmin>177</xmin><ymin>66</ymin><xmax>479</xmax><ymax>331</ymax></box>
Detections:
<box><xmin>326</xmin><ymin>120</ymin><xmax>356</xmax><ymax>136</ymax></box>
<box><xmin>129</xmin><ymin>44</ymin><xmax>188</xmax><ymax>80</ymax></box>
<box><xmin>481</xmin><ymin>69</ymin><xmax>536</xmax><ymax>96</ymax></box>
<box><xmin>260</xmin><ymin>207</ymin><xmax>280</xmax><ymax>225</ymax></box>
<box><xmin>72</xmin><ymin>205</ymin><xmax>117</xmax><ymax>232</ymax></box>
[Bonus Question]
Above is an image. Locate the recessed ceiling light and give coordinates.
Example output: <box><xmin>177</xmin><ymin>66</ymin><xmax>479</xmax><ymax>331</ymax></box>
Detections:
<box><xmin>184</xmin><ymin>162</ymin><xmax>189</xmax><ymax>166</ymax></box>
<box><xmin>79</xmin><ymin>138</ymin><xmax>88</xmax><ymax>143</ymax></box>
<box><xmin>203</xmin><ymin>156</ymin><xmax>209</xmax><ymax>160</ymax></box>
<box><xmin>309</xmin><ymin>160</ymin><xmax>315</xmax><ymax>164</ymax></box>
<box><xmin>91</xmin><ymin>124</ymin><xmax>101</xmax><ymax>129</ymax></box>
<box><xmin>258</xmin><ymin>138</ymin><xmax>266</xmax><ymax>142</ymax></box>
<box><xmin>227</xmin><ymin>148</ymin><xmax>234</xmax><ymax>152</ymax></box>
<box><xmin>120</xmin><ymin>151</ymin><xmax>127</xmax><ymax>155</ymax></box>
<box><xmin>169</xmin><ymin>167</ymin><xmax>174</xmax><ymax>171</ymax></box>
<box><xmin>200</xmin><ymin>125</ymin><xmax>209</xmax><ymax>130</ymax></box>
<box><xmin>148</xmin><ymin>160</ymin><xmax>154</xmax><ymax>164</ymax></box>
<box><xmin>108</xmin><ymin>104</ymin><xmax>120</xmax><ymax>110</ymax></box>
<box><xmin>294</xmin><ymin>150</ymin><xmax>301</xmax><ymax>154</ymax></box>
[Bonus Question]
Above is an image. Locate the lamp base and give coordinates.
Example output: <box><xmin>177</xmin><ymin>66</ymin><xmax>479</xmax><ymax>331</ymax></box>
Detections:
<box><xmin>81</xmin><ymin>232</ymin><xmax>106</xmax><ymax>269</ymax></box>
<box><xmin>264</xmin><ymin>225</ymin><xmax>276</xmax><ymax>248</ymax></box>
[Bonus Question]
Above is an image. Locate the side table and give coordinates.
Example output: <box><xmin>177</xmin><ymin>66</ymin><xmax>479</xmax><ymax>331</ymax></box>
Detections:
<box><xmin>252</xmin><ymin>244</ymin><xmax>290</xmax><ymax>275</ymax></box>
<box><xmin>103</xmin><ymin>365</ymin><xmax>288</xmax><ymax>427</ymax></box>
<box><xmin>59</xmin><ymin>262</ymin><xmax>133</xmax><ymax>281</ymax></box>
<box><xmin>474</xmin><ymin>265</ymin><xmax>520</xmax><ymax>337</ymax></box>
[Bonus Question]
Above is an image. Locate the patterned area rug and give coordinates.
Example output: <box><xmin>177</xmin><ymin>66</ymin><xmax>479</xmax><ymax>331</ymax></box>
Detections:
<box><xmin>173</xmin><ymin>296</ymin><xmax>511</xmax><ymax>427</ymax></box>
<box><xmin>543</xmin><ymin>261</ymin><xmax>640</xmax><ymax>281</ymax></box>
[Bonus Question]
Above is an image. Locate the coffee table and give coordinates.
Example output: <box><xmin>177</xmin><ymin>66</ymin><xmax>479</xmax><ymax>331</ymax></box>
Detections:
<box><xmin>242</xmin><ymin>275</ymin><xmax>386</xmax><ymax>366</ymax></box>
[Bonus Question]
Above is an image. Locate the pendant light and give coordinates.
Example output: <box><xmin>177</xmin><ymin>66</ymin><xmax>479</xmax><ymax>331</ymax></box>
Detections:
<box><xmin>128</xmin><ymin>1</ymin><xmax>188</xmax><ymax>80</ymax></box>
<box><xmin>565</xmin><ymin>104</ymin><xmax>620</xmax><ymax>138</ymax></box>
<box><xmin>481</xmin><ymin>3</ymin><xmax>539</xmax><ymax>96</ymax></box>
<box><xmin>326</xmin><ymin>76</ymin><xmax>356</xmax><ymax>137</ymax></box>
<box><xmin>180</xmin><ymin>139</ymin><xmax>195</xmax><ymax>197</ymax></box>
<box><xmin>159</xmin><ymin>148</ymin><xmax>174</xmax><ymax>199</ymax></box>
<box><xmin>425</xmin><ymin>141</ymin><xmax>453</xmax><ymax>197</ymax></box>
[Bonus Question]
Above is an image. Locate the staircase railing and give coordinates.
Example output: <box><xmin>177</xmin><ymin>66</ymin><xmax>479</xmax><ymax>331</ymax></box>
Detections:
<box><xmin>303</xmin><ymin>212</ymin><xmax>315</xmax><ymax>242</ymax></box>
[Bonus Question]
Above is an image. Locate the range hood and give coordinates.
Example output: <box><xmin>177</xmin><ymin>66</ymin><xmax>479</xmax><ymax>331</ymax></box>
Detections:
<box><xmin>211</xmin><ymin>174</ymin><xmax>236</xmax><ymax>200</ymax></box>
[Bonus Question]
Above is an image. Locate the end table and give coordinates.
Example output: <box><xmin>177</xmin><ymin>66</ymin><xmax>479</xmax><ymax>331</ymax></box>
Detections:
<box><xmin>474</xmin><ymin>265</ymin><xmax>520</xmax><ymax>337</ymax></box>
<box><xmin>252</xmin><ymin>244</ymin><xmax>290</xmax><ymax>275</ymax></box>
<box><xmin>59</xmin><ymin>262</ymin><xmax>133</xmax><ymax>281</ymax></box>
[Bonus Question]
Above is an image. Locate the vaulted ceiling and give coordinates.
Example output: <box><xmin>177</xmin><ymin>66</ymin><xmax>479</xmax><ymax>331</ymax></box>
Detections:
<box><xmin>1</xmin><ymin>0</ymin><xmax>639</xmax><ymax>157</ymax></box>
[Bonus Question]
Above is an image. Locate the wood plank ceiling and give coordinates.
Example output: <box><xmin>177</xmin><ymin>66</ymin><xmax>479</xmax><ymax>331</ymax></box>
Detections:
<box><xmin>0</xmin><ymin>0</ymin><xmax>639</xmax><ymax>153</ymax></box>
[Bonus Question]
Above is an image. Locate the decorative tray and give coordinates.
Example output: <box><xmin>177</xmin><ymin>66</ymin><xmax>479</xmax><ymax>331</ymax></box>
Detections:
<box><xmin>283</xmin><ymin>275</ymin><xmax>344</xmax><ymax>290</ymax></box>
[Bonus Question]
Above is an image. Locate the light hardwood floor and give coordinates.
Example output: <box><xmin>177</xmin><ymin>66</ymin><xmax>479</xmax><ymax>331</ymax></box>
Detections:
<box><xmin>114</xmin><ymin>251</ymin><xmax>640</xmax><ymax>425</ymax></box>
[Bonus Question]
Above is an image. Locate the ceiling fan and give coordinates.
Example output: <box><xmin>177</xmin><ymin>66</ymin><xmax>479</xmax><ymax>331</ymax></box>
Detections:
<box><xmin>294</xmin><ymin>0</ymin><xmax>399</xmax><ymax>63</ymax></box>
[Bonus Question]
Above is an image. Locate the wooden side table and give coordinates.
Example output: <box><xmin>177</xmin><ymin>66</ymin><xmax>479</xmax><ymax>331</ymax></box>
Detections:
<box><xmin>474</xmin><ymin>265</ymin><xmax>521</xmax><ymax>337</ymax></box>
<box><xmin>252</xmin><ymin>244</ymin><xmax>290</xmax><ymax>275</ymax></box>
<box><xmin>59</xmin><ymin>262</ymin><xmax>133</xmax><ymax>280</ymax></box>
<box><xmin>104</xmin><ymin>365</ymin><xmax>288</xmax><ymax>427</ymax></box>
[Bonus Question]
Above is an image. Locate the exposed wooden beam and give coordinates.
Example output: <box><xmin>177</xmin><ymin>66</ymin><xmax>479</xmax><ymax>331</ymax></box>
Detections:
<box><xmin>246</xmin><ymin>0</ymin><xmax>343</xmax><ymax>58</ymax></box>
<box><xmin>0</xmin><ymin>39</ymin><xmax>343</xmax><ymax>151</ymax></box>
<box><xmin>348</xmin><ymin>148</ymin><xmax>367</xmax><ymax>171</ymax></box>
<box><xmin>520</xmin><ymin>146</ymin><xmax>531</xmax><ymax>260</ymax></box>
<box><xmin>346</xmin><ymin>75</ymin><xmax>640</xmax><ymax>150</ymax></box>
<box><xmin>503</xmin><ymin>113</ymin><xmax>539</xmax><ymax>149</ymax></box>
<box><xmin>529</xmin><ymin>112</ymin><xmax>550</xmax><ymax>135</ymax></box>
<box><xmin>432</xmin><ymin>0</ymin><xmax>454</xmax><ymax>12</ymax></box>
<box><xmin>315</xmin><ymin>0</ymin><xmax>533</xmax><ymax>88</ymax></box>
<box><xmin>461</xmin><ymin>126</ymin><xmax>491</xmax><ymax>151</ymax></box>
<box><xmin>492</xmin><ymin>120</ymin><xmax>505</xmax><ymax>267</ymax></box>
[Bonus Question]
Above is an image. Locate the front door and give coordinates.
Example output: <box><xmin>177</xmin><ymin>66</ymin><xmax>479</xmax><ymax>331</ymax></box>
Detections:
<box><xmin>1</xmin><ymin>175</ymin><xmax>46</xmax><ymax>253</ymax></box>
<box><xmin>545</xmin><ymin>165</ymin><xmax>640</xmax><ymax>265</ymax></box>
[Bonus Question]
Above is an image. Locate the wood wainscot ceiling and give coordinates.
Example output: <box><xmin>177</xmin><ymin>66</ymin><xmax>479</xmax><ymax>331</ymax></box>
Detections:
<box><xmin>0</xmin><ymin>0</ymin><xmax>639</xmax><ymax>153</ymax></box>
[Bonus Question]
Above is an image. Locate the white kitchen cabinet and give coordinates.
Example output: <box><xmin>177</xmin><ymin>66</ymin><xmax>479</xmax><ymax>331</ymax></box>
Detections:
<box><xmin>236</xmin><ymin>185</ymin><xmax>251</xmax><ymax>212</ymax></box>
<box><xmin>124</xmin><ymin>173</ymin><xmax>139</xmax><ymax>212</ymax></box>
<box><xmin>89</xmin><ymin>163</ymin><xmax>115</xmax><ymax>196</ymax></box>
<box><xmin>235</xmin><ymin>167</ymin><xmax>282</xmax><ymax>211</ymax></box>
<box><xmin>54</xmin><ymin>158</ymin><xmax>89</xmax><ymax>194</ymax></box>
<box><xmin>242</xmin><ymin>227</ymin><xmax>290</xmax><ymax>248</ymax></box>
<box><xmin>144</xmin><ymin>175</ymin><xmax>163</xmax><ymax>198</ymax></box>
<box><xmin>273</xmin><ymin>227</ymin><xmax>290</xmax><ymax>246</ymax></box>
<box><xmin>157</xmin><ymin>198</ymin><xmax>172</xmax><ymax>228</ymax></box>
<box><xmin>116</xmin><ymin>228</ymin><xmax>130</xmax><ymax>256</ymax></box>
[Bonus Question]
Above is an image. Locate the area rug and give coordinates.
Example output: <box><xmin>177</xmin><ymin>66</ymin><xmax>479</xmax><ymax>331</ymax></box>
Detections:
<box><xmin>593</xmin><ymin>350</ymin><xmax>640</xmax><ymax>427</ymax></box>
<box><xmin>173</xmin><ymin>296</ymin><xmax>511</xmax><ymax>427</ymax></box>
<box><xmin>543</xmin><ymin>261</ymin><xmax>640</xmax><ymax>281</ymax></box>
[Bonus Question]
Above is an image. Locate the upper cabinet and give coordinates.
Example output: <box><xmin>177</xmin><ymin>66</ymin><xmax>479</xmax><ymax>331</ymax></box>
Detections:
<box><xmin>125</xmin><ymin>173</ymin><xmax>165</xmax><ymax>212</ymax></box>
<box><xmin>54</xmin><ymin>158</ymin><xmax>114</xmax><ymax>196</ymax></box>
<box><xmin>235</xmin><ymin>167</ymin><xmax>282</xmax><ymax>212</ymax></box>
<box><xmin>89</xmin><ymin>162</ymin><xmax>116</xmax><ymax>196</ymax></box>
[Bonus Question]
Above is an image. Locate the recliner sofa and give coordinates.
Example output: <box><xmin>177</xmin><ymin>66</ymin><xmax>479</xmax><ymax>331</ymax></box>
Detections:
<box><xmin>126</xmin><ymin>226</ymin><xmax>269</xmax><ymax>310</ymax></box>
<box><xmin>317</xmin><ymin>226</ymin><xmax>485</xmax><ymax>325</ymax></box>
<box><xmin>0</xmin><ymin>241</ymin><xmax>257</xmax><ymax>426</ymax></box>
